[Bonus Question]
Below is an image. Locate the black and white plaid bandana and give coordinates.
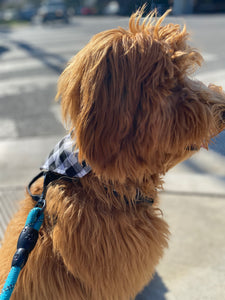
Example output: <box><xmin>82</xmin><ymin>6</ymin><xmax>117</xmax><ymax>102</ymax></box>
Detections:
<box><xmin>41</xmin><ymin>134</ymin><xmax>91</xmax><ymax>178</ymax></box>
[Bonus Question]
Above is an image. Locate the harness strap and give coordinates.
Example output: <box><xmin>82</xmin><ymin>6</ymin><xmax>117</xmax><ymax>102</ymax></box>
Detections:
<box><xmin>27</xmin><ymin>171</ymin><xmax>60</xmax><ymax>203</ymax></box>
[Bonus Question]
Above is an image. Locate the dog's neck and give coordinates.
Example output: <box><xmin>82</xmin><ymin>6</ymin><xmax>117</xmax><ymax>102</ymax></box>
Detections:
<box><xmin>80</xmin><ymin>172</ymin><xmax>162</xmax><ymax>209</ymax></box>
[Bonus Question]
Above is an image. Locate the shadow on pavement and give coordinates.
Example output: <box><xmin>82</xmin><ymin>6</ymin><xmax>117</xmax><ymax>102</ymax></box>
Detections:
<box><xmin>12</xmin><ymin>40</ymin><xmax>67</xmax><ymax>74</ymax></box>
<box><xmin>183</xmin><ymin>159</ymin><xmax>206</xmax><ymax>174</ymax></box>
<box><xmin>135</xmin><ymin>272</ymin><xmax>168</xmax><ymax>300</ymax></box>
<box><xmin>209</xmin><ymin>131</ymin><xmax>225</xmax><ymax>156</ymax></box>
<box><xmin>183</xmin><ymin>159</ymin><xmax>225</xmax><ymax>189</ymax></box>
<box><xmin>183</xmin><ymin>150</ymin><xmax>225</xmax><ymax>186</ymax></box>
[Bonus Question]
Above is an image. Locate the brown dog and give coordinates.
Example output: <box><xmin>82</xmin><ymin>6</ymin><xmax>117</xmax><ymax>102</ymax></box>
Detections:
<box><xmin>1</xmin><ymin>8</ymin><xmax>225</xmax><ymax>300</ymax></box>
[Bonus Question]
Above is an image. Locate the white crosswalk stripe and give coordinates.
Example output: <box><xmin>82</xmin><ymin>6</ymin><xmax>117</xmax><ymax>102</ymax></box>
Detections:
<box><xmin>1</xmin><ymin>44</ymin><xmax>77</xmax><ymax>61</ymax></box>
<box><xmin>0</xmin><ymin>119</ymin><xmax>18</xmax><ymax>138</ymax></box>
<box><xmin>0</xmin><ymin>75</ymin><xmax>58</xmax><ymax>96</ymax></box>
<box><xmin>0</xmin><ymin>59</ymin><xmax>47</xmax><ymax>73</ymax></box>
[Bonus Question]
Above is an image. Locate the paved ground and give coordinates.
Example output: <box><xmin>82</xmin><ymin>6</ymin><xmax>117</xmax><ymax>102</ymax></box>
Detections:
<box><xmin>139</xmin><ymin>157</ymin><xmax>225</xmax><ymax>300</ymax></box>
<box><xmin>0</xmin><ymin>15</ymin><xmax>225</xmax><ymax>299</ymax></box>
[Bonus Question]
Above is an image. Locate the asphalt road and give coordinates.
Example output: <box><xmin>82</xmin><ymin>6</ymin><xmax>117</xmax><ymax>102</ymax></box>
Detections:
<box><xmin>0</xmin><ymin>15</ymin><xmax>225</xmax><ymax>300</ymax></box>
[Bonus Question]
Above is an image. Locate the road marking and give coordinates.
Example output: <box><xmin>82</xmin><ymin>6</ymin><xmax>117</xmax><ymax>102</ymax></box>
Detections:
<box><xmin>0</xmin><ymin>59</ymin><xmax>45</xmax><ymax>73</ymax></box>
<box><xmin>2</xmin><ymin>49</ymin><xmax>73</xmax><ymax>61</ymax></box>
<box><xmin>0</xmin><ymin>75</ymin><xmax>58</xmax><ymax>97</ymax></box>
<box><xmin>0</xmin><ymin>119</ymin><xmax>18</xmax><ymax>138</ymax></box>
<box><xmin>0</xmin><ymin>55</ymin><xmax>68</xmax><ymax>74</ymax></box>
<box><xmin>1</xmin><ymin>43</ymin><xmax>80</xmax><ymax>62</ymax></box>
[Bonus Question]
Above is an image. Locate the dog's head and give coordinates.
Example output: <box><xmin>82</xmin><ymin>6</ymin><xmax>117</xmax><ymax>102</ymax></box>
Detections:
<box><xmin>57</xmin><ymin>8</ymin><xmax>225</xmax><ymax>183</ymax></box>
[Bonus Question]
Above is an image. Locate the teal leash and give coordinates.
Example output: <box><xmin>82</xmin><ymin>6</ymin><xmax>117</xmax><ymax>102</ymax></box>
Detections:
<box><xmin>0</xmin><ymin>172</ymin><xmax>48</xmax><ymax>300</ymax></box>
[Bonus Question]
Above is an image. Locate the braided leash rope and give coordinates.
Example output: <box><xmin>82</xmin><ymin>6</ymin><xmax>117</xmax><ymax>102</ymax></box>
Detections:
<box><xmin>0</xmin><ymin>267</ymin><xmax>21</xmax><ymax>300</ymax></box>
<box><xmin>0</xmin><ymin>207</ymin><xmax>44</xmax><ymax>300</ymax></box>
<box><xmin>0</xmin><ymin>172</ymin><xmax>48</xmax><ymax>300</ymax></box>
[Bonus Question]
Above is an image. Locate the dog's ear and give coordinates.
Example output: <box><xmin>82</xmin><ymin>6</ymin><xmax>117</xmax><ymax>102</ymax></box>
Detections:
<box><xmin>56</xmin><ymin>29</ymin><xmax>145</xmax><ymax>182</ymax></box>
<box><xmin>56</xmin><ymin>16</ymin><xmax>178</xmax><ymax>182</ymax></box>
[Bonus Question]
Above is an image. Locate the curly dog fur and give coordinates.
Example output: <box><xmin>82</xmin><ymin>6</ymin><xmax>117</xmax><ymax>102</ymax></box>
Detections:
<box><xmin>1</xmin><ymin>8</ymin><xmax>225</xmax><ymax>300</ymax></box>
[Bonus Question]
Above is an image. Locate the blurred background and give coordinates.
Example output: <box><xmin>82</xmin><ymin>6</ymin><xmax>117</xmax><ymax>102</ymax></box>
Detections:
<box><xmin>0</xmin><ymin>1</ymin><xmax>225</xmax><ymax>299</ymax></box>
<box><xmin>0</xmin><ymin>0</ymin><xmax>225</xmax><ymax>23</ymax></box>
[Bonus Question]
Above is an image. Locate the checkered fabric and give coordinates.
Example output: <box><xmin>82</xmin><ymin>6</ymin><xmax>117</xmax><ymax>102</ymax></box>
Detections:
<box><xmin>41</xmin><ymin>134</ymin><xmax>91</xmax><ymax>178</ymax></box>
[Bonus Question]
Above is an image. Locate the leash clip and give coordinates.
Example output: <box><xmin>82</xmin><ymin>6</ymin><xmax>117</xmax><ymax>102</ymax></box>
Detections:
<box><xmin>27</xmin><ymin>171</ymin><xmax>50</xmax><ymax>213</ymax></box>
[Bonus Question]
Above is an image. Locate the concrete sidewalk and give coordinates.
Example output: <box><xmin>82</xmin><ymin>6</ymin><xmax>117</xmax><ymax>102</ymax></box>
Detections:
<box><xmin>138</xmin><ymin>192</ymin><xmax>225</xmax><ymax>300</ymax></box>
<box><xmin>0</xmin><ymin>136</ymin><xmax>225</xmax><ymax>299</ymax></box>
